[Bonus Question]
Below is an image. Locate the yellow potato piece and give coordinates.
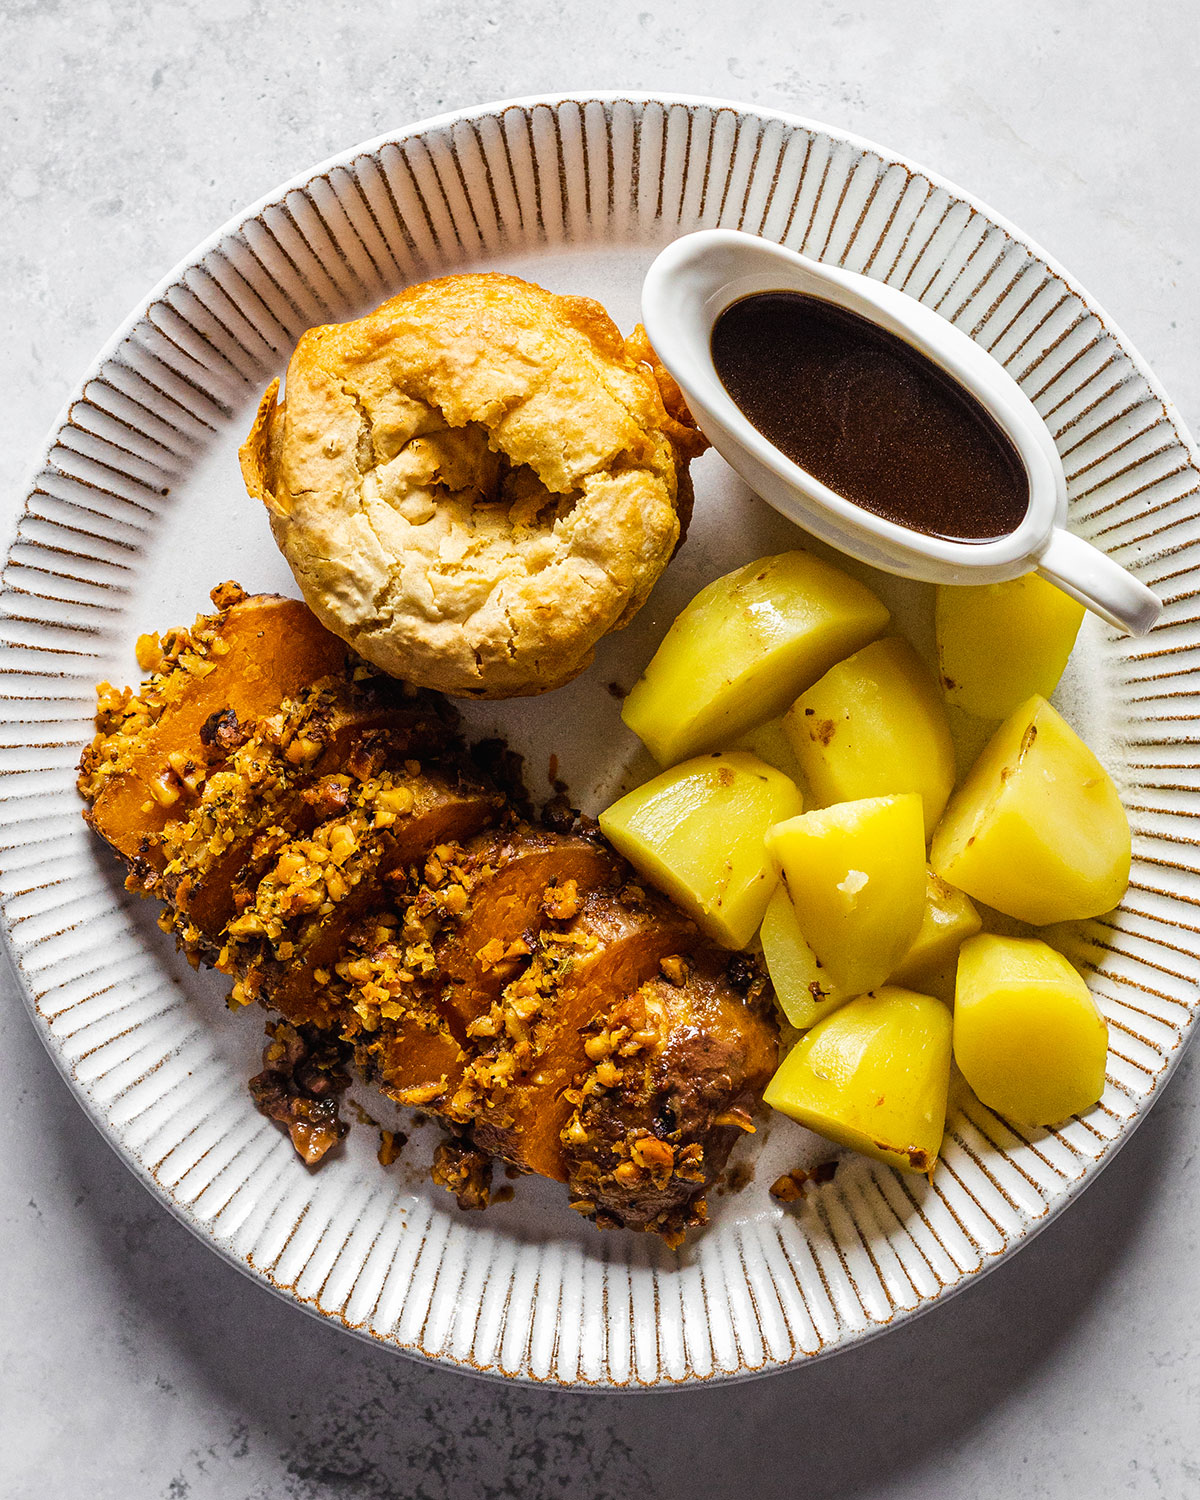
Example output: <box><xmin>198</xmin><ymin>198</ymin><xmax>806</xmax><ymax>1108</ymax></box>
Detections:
<box><xmin>621</xmin><ymin>550</ymin><xmax>889</xmax><ymax>766</ymax></box>
<box><xmin>759</xmin><ymin>884</ymin><xmax>848</xmax><ymax>1030</ymax></box>
<box><xmin>599</xmin><ymin>751</ymin><xmax>803</xmax><ymax>949</ymax></box>
<box><xmin>732</xmin><ymin>716</ymin><xmax>806</xmax><ymax>787</ymax></box>
<box><xmin>763</xmin><ymin>987</ymin><xmax>952</xmax><ymax>1176</ymax></box>
<box><xmin>930</xmin><ymin>695</ymin><xmax>1130</xmax><ymax>925</ymax></box>
<box><xmin>936</xmin><ymin>575</ymin><xmax>1085</xmax><ymax>720</ymax></box>
<box><xmin>954</xmin><ymin>933</ymin><xmax>1108</xmax><ymax>1125</ymax></box>
<box><xmin>890</xmin><ymin>867</ymin><xmax>982</xmax><ymax>988</ymax></box>
<box><xmin>783</xmin><ymin>636</ymin><xmax>955</xmax><ymax>837</ymax></box>
<box><xmin>766</xmin><ymin>794</ymin><xmax>927</xmax><ymax>997</ymax></box>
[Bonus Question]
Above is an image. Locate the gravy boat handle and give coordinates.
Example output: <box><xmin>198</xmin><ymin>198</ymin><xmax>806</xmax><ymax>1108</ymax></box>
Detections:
<box><xmin>1037</xmin><ymin>527</ymin><xmax>1162</xmax><ymax>635</ymax></box>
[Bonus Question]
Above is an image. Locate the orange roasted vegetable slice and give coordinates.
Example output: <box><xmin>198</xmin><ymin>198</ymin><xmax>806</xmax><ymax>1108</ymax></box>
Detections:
<box><xmin>81</xmin><ymin>590</ymin><xmax>347</xmax><ymax>872</ymax></box>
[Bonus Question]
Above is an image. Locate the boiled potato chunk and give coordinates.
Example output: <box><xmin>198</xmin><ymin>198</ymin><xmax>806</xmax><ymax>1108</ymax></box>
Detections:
<box><xmin>766</xmin><ymin>795</ymin><xmax>927</xmax><ymax>997</ymax></box>
<box><xmin>930</xmin><ymin>695</ymin><xmax>1130</xmax><ymax>925</ymax></box>
<box><xmin>936</xmin><ymin>575</ymin><xmax>1085</xmax><ymax>720</ymax></box>
<box><xmin>890</xmin><ymin>868</ymin><xmax>982</xmax><ymax>987</ymax></box>
<box><xmin>622</xmin><ymin>550</ymin><xmax>889</xmax><ymax>766</ymax></box>
<box><xmin>763</xmin><ymin>987</ymin><xmax>952</xmax><ymax>1176</ymax></box>
<box><xmin>759</xmin><ymin>884</ymin><xmax>847</xmax><ymax>1030</ymax></box>
<box><xmin>732</xmin><ymin>716</ymin><xmax>806</xmax><ymax>786</ymax></box>
<box><xmin>599</xmin><ymin>751</ymin><xmax>802</xmax><ymax>949</ymax></box>
<box><xmin>783</xmin><ymin>636</ymin><xmax>955</xmax><ymax>836</ymax></box>
<box><xmin>954</xmin><ymin>933</ymin><xmax>1108</xmax><ymax>1125</ymax></box>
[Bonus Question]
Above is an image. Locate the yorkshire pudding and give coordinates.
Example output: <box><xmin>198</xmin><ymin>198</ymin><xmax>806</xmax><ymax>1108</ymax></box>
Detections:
<box><xmin>240</xmin><ymin>273</ymin><xmax>705</xmax><ymax>697</ymax></box>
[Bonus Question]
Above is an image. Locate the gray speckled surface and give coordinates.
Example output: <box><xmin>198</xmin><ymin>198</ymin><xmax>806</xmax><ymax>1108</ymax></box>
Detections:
<box><xmin>3</xmin><ymin>3</ymin><xmax>1200</xmax><ymax>1496</ymax></box>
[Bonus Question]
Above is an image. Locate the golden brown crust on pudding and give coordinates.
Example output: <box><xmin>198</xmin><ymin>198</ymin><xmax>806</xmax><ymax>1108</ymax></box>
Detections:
<box><xmin>239</xmin><ymin>273</ymin><xmax>706</xmax><ymax>699</ymax></box>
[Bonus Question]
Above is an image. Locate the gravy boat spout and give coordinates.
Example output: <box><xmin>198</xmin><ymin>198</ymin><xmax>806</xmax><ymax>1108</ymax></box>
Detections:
<box><xmin>641</xmin><ymin>229</ymin><xmax>1161</xmax><ymax>636</ymax></box>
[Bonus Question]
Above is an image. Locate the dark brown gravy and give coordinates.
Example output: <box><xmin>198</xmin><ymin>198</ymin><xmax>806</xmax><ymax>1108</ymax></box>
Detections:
<box><xmin>710</xmin><ymin>291</ymin><xmax>1028</xmax><ymax>542</ymax></box>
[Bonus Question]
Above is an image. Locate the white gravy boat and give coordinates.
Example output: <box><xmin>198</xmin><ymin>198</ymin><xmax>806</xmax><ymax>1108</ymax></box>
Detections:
<box><xmin>641</xmin><ymin>230</ymin><xmax>1161</xmax><ymax>636</ymax></box>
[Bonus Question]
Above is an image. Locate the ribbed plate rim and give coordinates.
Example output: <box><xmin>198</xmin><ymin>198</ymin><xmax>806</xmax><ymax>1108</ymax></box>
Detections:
<box><xmin>2</xmin><ymin>89</ymin><xmax>1198</xmax><ymax>1390</ymax></box>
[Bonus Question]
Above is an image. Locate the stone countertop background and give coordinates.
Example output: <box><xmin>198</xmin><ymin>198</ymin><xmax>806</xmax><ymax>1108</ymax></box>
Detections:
<box><xmin>2</xmin><ymin>3</ymin><xmax>1198</xmax><ymax>1496</ymax></box>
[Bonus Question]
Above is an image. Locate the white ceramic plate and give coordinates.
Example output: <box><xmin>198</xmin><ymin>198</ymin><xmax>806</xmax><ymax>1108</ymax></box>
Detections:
<box><xmin>3</xmin><ymin>94</ymin><xmax>1199</xmax><ymax>1389</ymax></box>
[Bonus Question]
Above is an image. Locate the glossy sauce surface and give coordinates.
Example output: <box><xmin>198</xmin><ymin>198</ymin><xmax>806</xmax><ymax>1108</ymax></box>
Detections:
<box><xmin>711</xmin><ymin>292</ymin><xmax>1029</xmax><ymax>542</ymax></box>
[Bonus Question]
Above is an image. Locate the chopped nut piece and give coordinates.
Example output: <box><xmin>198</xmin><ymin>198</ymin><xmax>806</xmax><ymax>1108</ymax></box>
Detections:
<box><xmin>198</xmin><ymin>707</ymin><xmax>248</xmax><ymax>752</ymax></box>
<box><xmin>542</xmin><ymin>878</ymin><xmax>580</xmax><ymax>921</ymax></box>
<box><xmin>284</xmin><ymin>735</ymin><xmax>321</xmax><ymax>765</ymax></box>
<box><xmin>226</xmin><ymin>911</ymin><xmax>266</xmax><ymax>938</ymax></box>
<box><xmin>769</xmin><ymin>1160</ymin><xmax>838</xmax><ymax>1201</ymax></box>
<box><xmin>631</xmin><ymin>1136</ymin><xmax>675</xmax><ymax>1170</ymax></box>
<box><xmin>327</xmin><ymin>824</ymin><xmax>357</xmax><ymax>865</ymax></box>
<box><xmin>149</xmin><ymin>771</ymin><xmax>181</xmax><ymax>807</ymax></box>
<box><xmin>248</xmin><ymin>1020</ymin><xmax>351</xmax><ymax>1166</ymax></box>
<box><xmin>476</xmin><ymin>937</ymin><xmax>507</xmax><ymax>970</ymax></box>
<box><xmin>378</xmin><ymin>785</ymin><xmax>415</xmax><ymax>816</ymax></box>
<box><xmin>209</xmin><ymin>580</ymin><xmax>248</xmax><ymax>610</ymax></box>
<box><xmin>659</xmin><ymin>954</ymin><xmax>689</xmax><ymax>987</ymax></box>
<box><xmin>440</xmin><ymin>883</ymin><xmax>468</xmax><ymax>916</ymax></box>
<box><xmin>377</xmin><ymin>1128</ymin><xmax>407</xmax><ymax>1167</ymax></box>
<box><xmin>594</xmin><ymin>1058</ymin><xmax>622</xmax><ymax>1088</ymax></box>
<box><xmin>135</xmin><ymin>633</ymin><xmax>164</xmax><ymax>673</ymax></box>
<box><xmin>431</xmin><ymin>1136</ymin><xmax>493</xmax><ymax>1210</ymax></box>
